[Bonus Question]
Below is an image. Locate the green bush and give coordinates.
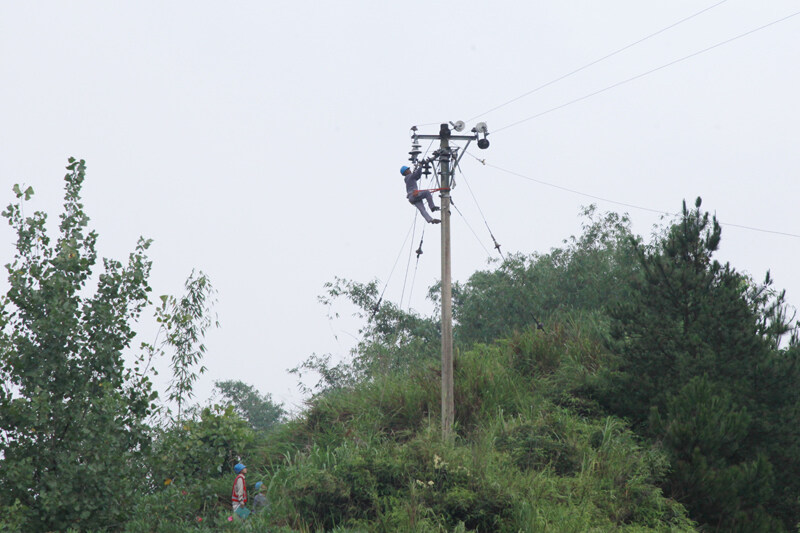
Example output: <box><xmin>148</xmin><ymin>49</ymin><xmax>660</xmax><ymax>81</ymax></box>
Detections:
<box><xmin>148</xmin><ymin>405</ymin><xmax>255</xmax><ymax>488</ymax></box>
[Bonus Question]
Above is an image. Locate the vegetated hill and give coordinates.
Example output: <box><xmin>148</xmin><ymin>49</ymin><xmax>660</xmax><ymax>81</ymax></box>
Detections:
<box><xmin>122</xmin><ymin>201</ymin><xmax>799</xmax><ymax>532</ymax></box>
<box><xmin>6</xmin><ymin>164</ymin><xmax>796</xmax><ymax>532</ymax></box>
<box><xmin>250</xmin><ymin>320</ymin><xmax>697</xmax><ymax>532</ymax></box>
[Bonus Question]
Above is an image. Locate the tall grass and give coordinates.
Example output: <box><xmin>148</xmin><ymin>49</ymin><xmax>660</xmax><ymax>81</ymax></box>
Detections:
<box><xmin>121</xmin><ymin>316</ymin><xmax>697</xmax><ymax>531</ymax></box>
<box><xmin>257</xmin><ymin>321</ymin><xmax>696</xmax><ymax>532</ymax></box>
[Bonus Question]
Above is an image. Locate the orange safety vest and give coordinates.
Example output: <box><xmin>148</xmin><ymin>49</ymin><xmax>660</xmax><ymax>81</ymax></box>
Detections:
<box><xmin>231</xmin><ymin>473</ymin><xmax>247</xmax><ymax>505</ymax></box>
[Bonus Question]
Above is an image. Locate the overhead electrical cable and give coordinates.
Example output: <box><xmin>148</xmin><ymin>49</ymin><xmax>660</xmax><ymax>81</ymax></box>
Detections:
<box><xmin>450</xmin><ymin>200</ymin><xmax>494</xmax><ymax>258</ymax></box>
<box><xmin>399</xmin><ymin>214</ymin><xmax>419</xmax><ymax>310</ymax></box>
<box><xmin>493</xmin><ymin>9</ymin><xmax>800</xmax><ymax>134</ymax></box>
<box><xmin>481</xmin><ymin>157</ymin><xmax>800</xmax><ymax>239</ymax></box>
<box><xmin>372</xmin><ymin>212</ymin><xmax>418</xmax><ymax>320</ymax></box>
<box><xmin>407</xmin><ymin>225</ymin><xmax>426</xmax><ymax>312</ymax></box>
<box><xmin>711</xmin><ymin>220</ymin><xmax>800</xmax><ymax>239</ymax></box>
<box><xmin>455</xmin><ymin>161</ymin><xmax>505</xmax><ymax>259</ymax></box>
<box><xmin>478</xmin><ymin>157</ymin><xmax>670</xmax><ymax>215</ymax></box>
<box><xmin>467</xmin><ymin>0</ymin><xmax>730</xmax><ymax>122</ymax></box>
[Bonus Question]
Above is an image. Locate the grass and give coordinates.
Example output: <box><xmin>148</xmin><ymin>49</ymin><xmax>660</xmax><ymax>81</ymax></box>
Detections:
<box><xmin>251</xmin><ymin>325</ymin><xmax>697</xmax><ymax>532</ymax></box>
<box><xmin>118</xmin><ymin>318</ymin><xmax>698</xmax><ymax>532</ymax></box>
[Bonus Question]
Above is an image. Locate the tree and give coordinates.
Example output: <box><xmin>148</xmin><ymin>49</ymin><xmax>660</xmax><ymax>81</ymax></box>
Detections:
<box><xmin>142</xmin><ymin>270</ymin><xmax>218</xmax><ymax>421</ymax></box>
<box><xmin>293</xmin><ymin>277</ymin><xmax>439</xmax><ymax>394</ymax></box>
<box><xmin>605</xmin><ymin>198</ymin><xmax>791</xmax><ymax>424</ymax></box>
<box><xmin>604</xmin><ymin>197</ymin><xmax>800</xmax><ymax>531</ymax></box>
<box><xmin>650</xmin><ymin>376</ymin><xmax>781</xmax><ymax>532</ymax></box>
<box><xmin>213</xmin><ymin>380</ymin><xmax>286</xmax><ymax>433</ymax></box>
<box><xmin>0</xmin><ymin>159</ymin><xmax>156</xmax><ymax>531</ymax></box>
<box><xmin>453</xmin><ymin>206</ymin><xmax>638</xmax><ymax>346</ymax></box>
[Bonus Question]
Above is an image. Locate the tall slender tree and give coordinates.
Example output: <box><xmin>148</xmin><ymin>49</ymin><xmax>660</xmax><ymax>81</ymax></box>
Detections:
<box><xmin>0</xmin><ymin>159</ymin><xmax>156</xmax><ymax>531</ymax></box>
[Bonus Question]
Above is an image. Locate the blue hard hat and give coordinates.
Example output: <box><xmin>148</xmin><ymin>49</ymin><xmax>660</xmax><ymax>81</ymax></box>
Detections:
<box><xmin>400</xmin><ymin>166</ymin><xmax>410</xmax><ymax>175</ymax></box>
<box><xmin>234</xmin><ymin>463</ymin><xmax>246</xmax><ymax>474</ymax></box>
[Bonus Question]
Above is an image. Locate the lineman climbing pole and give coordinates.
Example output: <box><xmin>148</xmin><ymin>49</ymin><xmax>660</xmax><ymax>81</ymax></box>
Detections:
<box><xmin>410</xmin><ymin>121</ymin><xmax>490</xmax><ymax>440</ymax></box>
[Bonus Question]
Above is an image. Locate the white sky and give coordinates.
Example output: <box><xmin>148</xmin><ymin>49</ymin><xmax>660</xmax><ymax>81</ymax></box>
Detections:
<box><xmin>2</xmin><ymin>1</ymin><xmax>798</xmax><ymax>413</ymax></box>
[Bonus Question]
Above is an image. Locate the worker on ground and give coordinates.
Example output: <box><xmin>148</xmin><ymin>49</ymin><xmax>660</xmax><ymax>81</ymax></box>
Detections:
<box><xmin>252</xmin><ymin>481</ymin><xmax>269</xmax><ymax>513</ymax></box>
<box><xmin>231</xmin><ymin>463</ymin><xmax>249</xmax><ymax>518</ymax></box>
<box><xmin>401</xmin><ymin>157</ymin><xmax>440</xmax><ymax>224</ymax></box>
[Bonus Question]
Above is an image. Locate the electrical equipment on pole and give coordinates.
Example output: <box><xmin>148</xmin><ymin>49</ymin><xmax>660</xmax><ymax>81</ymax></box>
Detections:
<box><xmin>408</xmin><ymin>121</ymin><xmax>490</xmax><ymax>440</ymax></box>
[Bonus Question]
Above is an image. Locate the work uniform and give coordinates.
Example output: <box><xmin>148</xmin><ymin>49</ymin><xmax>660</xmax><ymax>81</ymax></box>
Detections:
<box><xmin>404</xmin><ymin>166</ymin><xmax>438</xmax><ymax>223</ymax></box>
<box><xmin>231</xmin><ymin>473</ymin><xmax>247</xmax><ymax>513</ymax></box>
<box><xmin>253</xmin><ymin>492</ymin><xmax>268</xmax><ymax>513</ymax></box>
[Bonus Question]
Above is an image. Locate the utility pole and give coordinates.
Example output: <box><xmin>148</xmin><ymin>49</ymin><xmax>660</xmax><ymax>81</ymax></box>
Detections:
<box><xmin>410</xmin><ymin>121</ymin><xmax>489</xmax><ymax>440</ymax></box>
<box><xmin>438</xmin><ymin>126</ymin><xmax>454</xmax><ymax>440</ymax></box>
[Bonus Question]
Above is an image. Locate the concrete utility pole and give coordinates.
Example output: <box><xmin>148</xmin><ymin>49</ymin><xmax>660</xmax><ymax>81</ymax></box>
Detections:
<box><xmin>410</xmin><ymin>122</ymin><xmax>489</xmax><ymax>440</ymax></box>
<box><xmin>438</xmin><ymin>126</ymin><xmax>454</xmax><ymax>440</ymax></box>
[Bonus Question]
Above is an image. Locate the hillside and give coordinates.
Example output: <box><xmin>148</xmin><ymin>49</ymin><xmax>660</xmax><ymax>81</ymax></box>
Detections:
<box><xmin>254</xmin><ymin>324</ymin><xmax>697</xmax><ymax>532</ymax></box>
<box><xmin>3</xmin><ymin>170</ymin><xmax>798</xmax><ymax>532</ymax></box>
<box><xmin>124</xmin><ymin>321</ymin><xmax>697</xmax><ymax>532</ymax></box>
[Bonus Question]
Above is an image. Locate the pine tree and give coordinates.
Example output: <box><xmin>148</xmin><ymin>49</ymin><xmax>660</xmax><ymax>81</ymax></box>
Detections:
<box><xmin>605</xmin><ymin>197</ymin><xmax>800</xmax><ymax>530</ymax></box>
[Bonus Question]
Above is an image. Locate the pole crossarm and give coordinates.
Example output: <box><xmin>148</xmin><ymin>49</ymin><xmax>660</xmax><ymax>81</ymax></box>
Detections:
<box><xmin>414</xmin><ymin>134</ymin><xmax>479</xmax><ymax>141</ymax></box>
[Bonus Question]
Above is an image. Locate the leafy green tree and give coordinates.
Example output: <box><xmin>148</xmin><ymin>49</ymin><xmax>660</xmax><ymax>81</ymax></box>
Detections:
<box><xmin>214</xmin><ymin>380</ymin><xmax>286</xmax><ymax>433</ymax></box>
<box><xmin>298</xmin><ymin>207</ymin><xmax>636</xmax><ymax>396</ymax></box>
<box><xmin>452</xmin><ymin>206</ymin><xmax>637</xmax><ymax>346</ymax></box>
<box><xmin>148</xmin><ymin>404</ymin><xmax>255</xmax><ymax>484</ymax></box>
<box><xmin>136</xmin><ymin>405</ymin><xmax>255</xmax><ymax>530</ymax></box>
<box><xmin>0</xmin><ymin>159</ymin><xmax>157</xmax><ymax>531</ymax></box>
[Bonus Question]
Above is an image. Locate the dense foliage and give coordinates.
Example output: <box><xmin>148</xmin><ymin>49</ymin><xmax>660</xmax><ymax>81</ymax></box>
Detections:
<box><xmin>214</xmin><ymin>379</ymin><xmax>286</xmax><ymax>434</ymax></box>
<box><xmin>440</xmin><ymin>198</ymin><xmax>800</xmax><ymax>531</ymax></box>
<box><xmin>1</xmin><ymin>160</ymin><xmax>798</xmax><ymax>531</ymax></box>
<box><xmin>603</xmin><ymin>198</ymin><xmax>800</xmax><ymax>530</ymax></box>
<box><xmin>262</xmin><ymin>336</ymin><xmax>696</xmax><ymax>532</ymax></box>
<box><xmin>452</xmin><ymin>206</ymin><xmax>638</xmax><ymax>346</ymax></box>
<box><xmin>0</xmin><ymin>159</ymin><xmax>156</xmax><ymax>531</ymax></box>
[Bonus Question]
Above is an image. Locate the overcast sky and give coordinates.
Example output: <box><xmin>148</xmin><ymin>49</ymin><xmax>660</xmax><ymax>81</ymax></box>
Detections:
<box><xmin>2</xmin><ymin>1</ymin><xmax>798</xmax><ymax>413</ymax></box>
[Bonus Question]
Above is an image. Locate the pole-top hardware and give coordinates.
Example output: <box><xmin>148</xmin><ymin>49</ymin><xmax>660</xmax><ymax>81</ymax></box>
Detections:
<box><xmin>409</xmin><ymin>138</ymin><xmax>422</xmax><ymax>164</ymax></box>
<box><xmin>472</xmin><ymin>122</ymin><xmax>490</xmax><ymax>150</ymax></box>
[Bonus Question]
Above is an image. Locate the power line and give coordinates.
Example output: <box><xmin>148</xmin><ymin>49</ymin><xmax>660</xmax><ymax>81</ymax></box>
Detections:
<box><xmin>454</xmin><ymin>161</ymin><xmax>505</xmax><ymax>259</ymax></box>
<box><xmin>481</xmin><ymin>158</ymin><xmax>800</xmax><ymax>239</ymax></box>
<box><xmin>467</xmin><ymin>0</ymin><xmax>730</xmax><ymax>123</ymax></box>
<box><xmin>451</xmin><ymin>199</ymin><xmax>494</xmax><ymax>258</ymax></box>
<box><xmin>712</xmin><ymin>221</ymin><xmax>800</xmax><ymax>239</ymax></box>
<box><xmin>407</xmin><ymin>225</ymin><xmax>426</xmax><ymax>312</ymax></box>
<box><xmin>474</xmin><ymin>155</ymin><xmax>669</xmax><ymax>214</ymax></box>
<box><xmin>372</xmin><ymin>212</ymin><xmax>418</xmax><ymax>319</ymax></box>
<box><xmin>493</xmin><ymin>9</ymin><xmax>800</xmax><ymax>134</ymax></box>
<box><xmin>399</xmin><ymin>214</ymin><xmax>418</xmax><ymax>310</ymax></box>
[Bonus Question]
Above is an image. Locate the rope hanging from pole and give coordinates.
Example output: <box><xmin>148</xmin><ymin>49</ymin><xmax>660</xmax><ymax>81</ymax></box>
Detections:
<box><xmin>489</xmin><ymin>231</ymin><xmax>504</xmax><ymax>260</ymax></box>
